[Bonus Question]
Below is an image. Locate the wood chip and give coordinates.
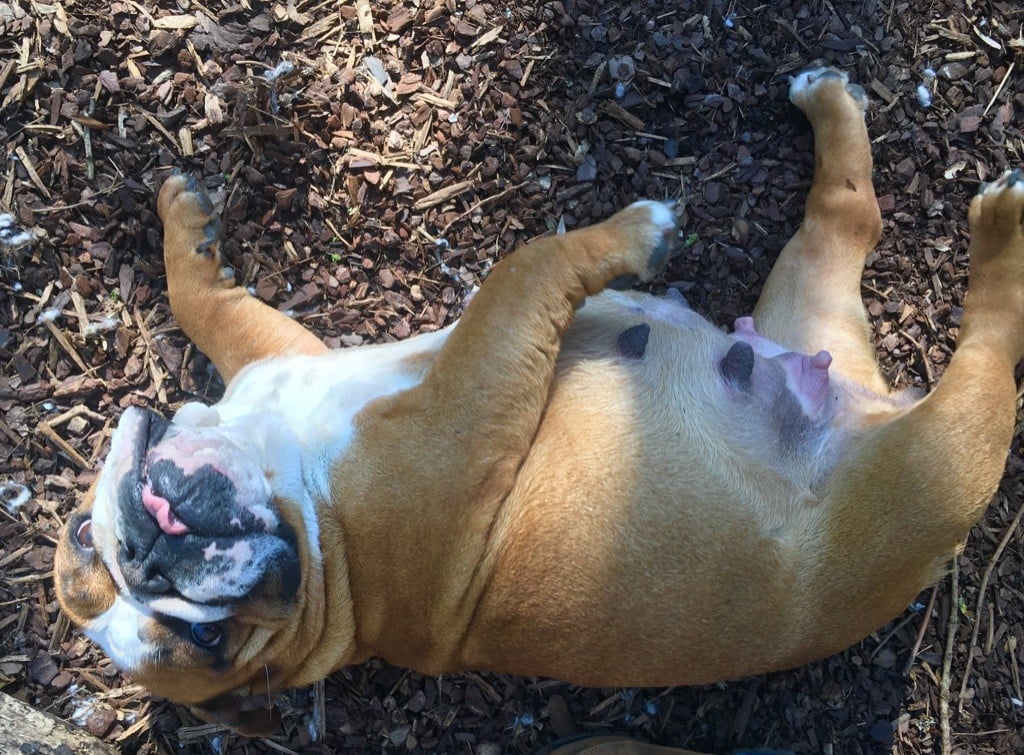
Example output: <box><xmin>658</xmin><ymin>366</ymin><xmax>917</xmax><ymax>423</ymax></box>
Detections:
<box><xmin>412</xmin><ymin>180</ymin><xmax>474</xmax><ymax>210</ymax></box>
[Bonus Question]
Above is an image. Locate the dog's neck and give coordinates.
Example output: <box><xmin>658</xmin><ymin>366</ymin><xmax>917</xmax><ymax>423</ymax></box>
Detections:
<box><xmin>192</xmin><ymin>325</ymin><xmax>456</xmax><ymax>501</ymax></box>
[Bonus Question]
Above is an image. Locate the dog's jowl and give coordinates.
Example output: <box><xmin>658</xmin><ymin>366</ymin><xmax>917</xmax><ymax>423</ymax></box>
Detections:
<box><xmin>54</xmin><ymin>68</ymin><xmax>1024</xmax><ymax>734</ymax></box>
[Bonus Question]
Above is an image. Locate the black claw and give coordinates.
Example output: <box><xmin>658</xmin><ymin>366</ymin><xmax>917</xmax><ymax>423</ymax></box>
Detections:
<box><xmin>846</xmin><ymin>82</ymin><xmax>867</xmax><ymax>102</ymax></box>
<box><xmin>195</xmin><ymin>190</ymin><xmax>214</xmax><ymax>214</ymax></box>
<box><xmin>185</xmin><ymin>173</ymin><xmax>199</xmax><ymax>192</ymax></box>
<box><xmin>204</xmin><ymin>217</ymin><xmax>224</xmax><ymax>241</ymax></box>
<box><xmin>196</xmin><ymin>218</ymin><xmax>224</xmax><ymax>258</ymax></box>
<box><xmin>607</xmin><ymin>274</ymin><xmax>639</xmax><ymax>291</ymax></box>
<box><xmin>1008</xmin><ymin>168</ymin><xmax>1022</xmax><ymax>187</ymax></box>
<box><xmin>646</xmin><ymin>208</ymin><xmax>678</xmax><ymax>275</ymax></box>
<box><xmin>647</xmin><ymin>237</ymin><xmax>672</xmax><ymax>275</ymax></box>
<box><xmin>817</xmin><ymin>68</ymin><xmax>844</xmax><ymax>81</ymax></box>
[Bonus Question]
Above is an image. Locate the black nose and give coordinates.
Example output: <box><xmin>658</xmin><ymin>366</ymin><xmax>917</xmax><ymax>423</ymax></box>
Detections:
<box><xmin>118</xmin><ymin>540</ymin><xmax>174</xmax><ymax>593</ymax></box>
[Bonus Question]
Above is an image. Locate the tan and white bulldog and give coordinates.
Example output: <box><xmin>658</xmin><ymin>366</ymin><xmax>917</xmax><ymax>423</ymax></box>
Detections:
<box><xmin>54</xmin><ymin>68</ymin><xmax>1023</xmax><ymax>734</ymax></box>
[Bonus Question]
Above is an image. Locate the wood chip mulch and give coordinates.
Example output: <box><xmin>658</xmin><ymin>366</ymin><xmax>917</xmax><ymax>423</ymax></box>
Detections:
<box><xmin>1</xmin><ymin>0</ymin><xmax>1023</xmax><ymax>753</ymax></box>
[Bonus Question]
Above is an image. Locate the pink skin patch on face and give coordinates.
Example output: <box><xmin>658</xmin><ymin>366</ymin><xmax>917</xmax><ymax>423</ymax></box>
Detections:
<box><xmin>731</xmin><ymin>316</ymin><xmax>833</xmax><ymax>419</ymax></box>
<box><xmin>144</xmin><ymin>431</ymin><xmax>276</xmax><ymax>531</ymax></box>
<box><xmin>141</xmin><ymin>485</ymin><xmax>190</xmax><ymax>535</ymax></box>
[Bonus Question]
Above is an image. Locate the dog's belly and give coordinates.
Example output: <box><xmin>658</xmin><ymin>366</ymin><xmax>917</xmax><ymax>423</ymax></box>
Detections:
<box><xmin>456</xmin><ymin>291</ymin><xmax>889</xmax><ymax>684</ymax></box>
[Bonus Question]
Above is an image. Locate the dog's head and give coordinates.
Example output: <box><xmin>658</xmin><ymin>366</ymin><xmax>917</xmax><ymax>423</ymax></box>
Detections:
<box><xmin>55</xmin><ymin>405</ymin><xmax>324</xmax><ymax>733</ymax></box>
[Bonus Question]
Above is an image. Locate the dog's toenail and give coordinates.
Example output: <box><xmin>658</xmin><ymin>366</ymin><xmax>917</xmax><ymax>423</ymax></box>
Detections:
<box><xmin>1008</xmin><ymin>169</ymin><xmax>1022</xmax><ymax>187</ymax></box>
<box><xmin>608</xmin><ymin>274</ymin><xmax>639</xmax><ymax>291</ymax></box>
<box><xmin>195</xmin><ymin>191</ymin><xmax>214</xmax><ymax>214</ymax></box>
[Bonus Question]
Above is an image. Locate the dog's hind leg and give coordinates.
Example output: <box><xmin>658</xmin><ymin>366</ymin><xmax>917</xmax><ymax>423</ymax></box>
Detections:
<box><xmin>157</xmin><ymin>175</ymin><xmax>327</xmax><ymax>384</ymax></box>
<box><xmin>816</xmin><ymin>172</ymin><xmax>1023</xmax><ymax>617</ymax></box>
<box><xmin>752</xmin><ymin>68</ymin><xmax>886</xmax><ymax>393</ymax></box>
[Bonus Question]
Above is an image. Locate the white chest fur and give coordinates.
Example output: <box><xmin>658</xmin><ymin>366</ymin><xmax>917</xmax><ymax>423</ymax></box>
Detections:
<box><xmin>172</xmin><ymin>325</ymin><xmax>455</xmax><ymax>502</ymax></box>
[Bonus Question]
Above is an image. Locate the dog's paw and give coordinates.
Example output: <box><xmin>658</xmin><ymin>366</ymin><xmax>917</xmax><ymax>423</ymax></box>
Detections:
<box><xmin>973</xmin><ymin>169</ymin><xmax>1024</xmax><ymax>232</ymax></box>
<box><xmin>969</xmin><ymin>168</ymin><xmax>1024</xmax><ymax>257</ymax></box>
<box><xmin>157</xmin><ymin>174</ymin><xmax>226</xmax><ymax>265</ymax></box>
<box><xmin>603</xmin><ymin>200</ymin><xmax>678</xmax><ymax>289</ymax></box>
<box><xmin>965</xmin><ymin>169</ymin><xmax>1024</xmax><ymax>358</ymax></box>
<box><xmin>789</xmin><ymin>67</ymin><xmax>867</xmax><ymax>115</ymax></box>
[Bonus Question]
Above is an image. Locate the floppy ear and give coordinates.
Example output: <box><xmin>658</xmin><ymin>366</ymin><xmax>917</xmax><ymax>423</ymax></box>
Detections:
<box><xmin>190</xmin><ymin>694</ymin><xmax>282</xmax><ymax>737</ymax></box>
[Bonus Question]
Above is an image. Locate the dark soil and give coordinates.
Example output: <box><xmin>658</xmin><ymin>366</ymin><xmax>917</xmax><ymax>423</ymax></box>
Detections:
<box><xmin>1</xmin><ymin>0</ymin><xmax>1023</xmax><ymax>753</ymax></box>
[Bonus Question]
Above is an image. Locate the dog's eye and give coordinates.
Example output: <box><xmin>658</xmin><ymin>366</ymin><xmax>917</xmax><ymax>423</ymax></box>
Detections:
<box><xmin>75</xmin><ymin>519</ymin><xmax>94</xmax><ymax>549</ymax></box>
<box><xmin>191</xmin><ymin>623</ymin><xmax>223</xmax><ymax>648</ymax></box>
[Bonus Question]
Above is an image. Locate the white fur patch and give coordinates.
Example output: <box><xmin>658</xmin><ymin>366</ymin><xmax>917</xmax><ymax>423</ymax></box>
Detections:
<box><xmin>84</xmin><ymin>595</ymin><xmax>153</xmax><ymax>671</ymax></box>
<box><xmin>980</xmin><ymin>170</ymin><xmax>1024</xmax><ymax>197</ymax></box>
<box><xmin>0</xmin><ymin>480</ymin><xmax>30</xmax><ymax>513</ymax></box>
<box><xmin>146</xmin><ymin>596</ymin><xmax>231</xmax><ymax>624</ymax></box>
<box><xmin>789</xmin><ymin>67</ymin><xmax>848</xmax><ymax>102</ymax></box>
<box><xmin>629</xmin><ymin>199</ymin><xmax>676</xmax><ymax>233</ymax></box>
<box><xmin>216</xmin><ymin>325</ymin><xmax>456</xmax><ymax>518</ymax></box>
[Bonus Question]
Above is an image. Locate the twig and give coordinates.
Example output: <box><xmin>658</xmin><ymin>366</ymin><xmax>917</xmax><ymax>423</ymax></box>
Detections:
<box><xmin>36</xmin><ymin>422</ymin><xmax>90</xmax><ymax>469</ymax></box>
<box><xmin>982</xmin><ymin>60</ymin><xmax>1014</xmax><ymax>118</ymax></box>
<box><xmin>43</xmin><ymin>319</ymin><xmax>90</xmax><ymax>373</ymax></box>
<box><xmin>903</xmin><ymin>583</ymin><xmax>940</xmax><ymax>674</ymax></box>
<box><xmin>899</xmin><ymin>327</ymin><xmax>935</xmax><ymax>387</ymax></box>
<box><xmin>940</xmin><ymin>559</ymin><xmax>960</xmax><ymax>755</ymax></box>
<box><xmin>957</xmin><ymin>499</ymin><xmax>1024</xmax><ymax>708</ymax></box>
<box><xmin>14</xmin><ymin>145</ymin><xmax>51</xmax><ymax>198</ymax></box>
<box><xmin>773</xmin><ymin>18</ymin><xmax>813</xmax><ymax>53</ymax></box>
<box><xmin>412</xmin><ymin>179</ymin><xmax>475</xmax><ymax>211</ymax></box>
<box><xmin>440</xmin><ymin>180</ymin><xmax>529</xmax><ymax>234</ymax></box>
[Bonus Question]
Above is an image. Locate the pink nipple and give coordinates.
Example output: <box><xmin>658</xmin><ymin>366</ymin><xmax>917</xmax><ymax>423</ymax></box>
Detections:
<box><xmin>785</xmin><ymin>350</ymin><xmax>832</xmax><ymax>417</ymax></box>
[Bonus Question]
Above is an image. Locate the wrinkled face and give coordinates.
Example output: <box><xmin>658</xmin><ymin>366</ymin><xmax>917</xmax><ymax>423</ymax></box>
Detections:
<box><xmin>54</xmin><ymin>406</ymin><xmax>308</xmax><ymax>717</ymax></box>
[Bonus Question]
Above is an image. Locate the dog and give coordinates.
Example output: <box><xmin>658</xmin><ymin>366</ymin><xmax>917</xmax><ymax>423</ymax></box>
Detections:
<box><xmin>53</xmin><ymin>68</ymin><xmax>1023</xmax><ymax>734</ymax></box>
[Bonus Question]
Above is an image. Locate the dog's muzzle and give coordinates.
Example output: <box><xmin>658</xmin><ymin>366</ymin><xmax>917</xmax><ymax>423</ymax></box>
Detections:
<box><xmin>110</xmin><ymin>407</ymin><xmax>301</xmax><ymax>609</ymax></box>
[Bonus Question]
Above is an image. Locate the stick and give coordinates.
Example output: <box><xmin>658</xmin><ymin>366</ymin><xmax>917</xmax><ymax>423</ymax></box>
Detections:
<box><xmin>440</xmin><ymin>181</ymin><xmax>529</xmax><ymax>234</ymax></box>
<box><xmin>903</xmin><ymin>583</ymin><xmax>939</xmax><ymax>674</ymax></box>
<box><xmin>940</xmin><ymin>559</ymin><xmax>959</xmax><ymax>755</ymax></box>
<box><xmin>982</xmin><ymin>60</ymin><xmax>1014</xmax><ymax>118</ymax></box>
<box><xmin>957</xmin><ymin>499</ymin><xmax>1024</xmax><ymax>708</ymax></box>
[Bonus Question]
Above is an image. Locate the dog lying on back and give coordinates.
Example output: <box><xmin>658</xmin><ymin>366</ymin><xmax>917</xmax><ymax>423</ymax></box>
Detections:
<box><xmin>54</xmin><ymin>68</ymin><xmax>1023</xmax><ymax>733</ymax></box>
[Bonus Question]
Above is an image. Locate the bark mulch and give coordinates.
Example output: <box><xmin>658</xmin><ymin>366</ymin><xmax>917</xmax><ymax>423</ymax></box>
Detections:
<box><xmin>1</xmin><ymin>0</ymin><xmax>1023</xmax><ymax>753</ymax></box>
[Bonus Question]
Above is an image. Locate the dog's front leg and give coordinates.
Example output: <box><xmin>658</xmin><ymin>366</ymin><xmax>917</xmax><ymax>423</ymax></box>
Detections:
<box><xmin>157</xmin><ymin>175</ymin><xmax>327</xmax><ymax>383</ymax></box>
<box><xmin>403</xmin><ymin>201</ymin><xmax>676</xmax><ymax>496</ymax></box>
<box><xmin>339</xmin><ymin>202</ymin><xmax>676</xmax><ymax>665</ymax></box>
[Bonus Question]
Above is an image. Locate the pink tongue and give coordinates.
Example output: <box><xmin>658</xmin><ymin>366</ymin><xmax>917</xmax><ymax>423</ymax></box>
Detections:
<box><xmin>142</xmin><ymin>485</ymin><xmax>190</xmax><ymax>535</ymax></box>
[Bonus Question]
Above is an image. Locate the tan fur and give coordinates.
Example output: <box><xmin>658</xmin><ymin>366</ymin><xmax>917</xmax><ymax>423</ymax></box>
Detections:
<box><xmin>55</xmin><ymin>70</ymin><xmax>1022</xmax><ymax>732</ymax></box>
